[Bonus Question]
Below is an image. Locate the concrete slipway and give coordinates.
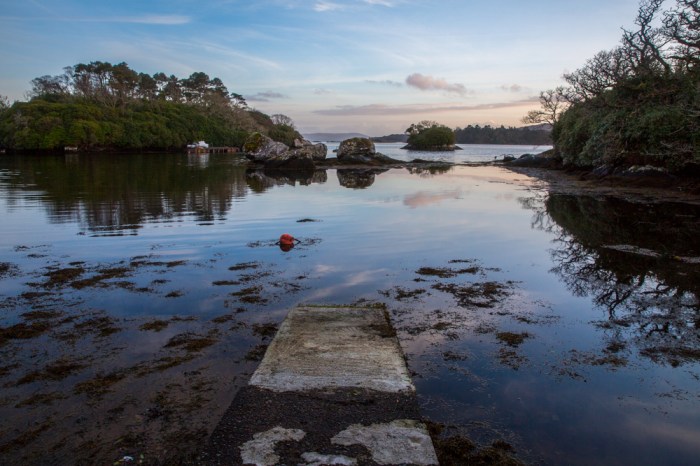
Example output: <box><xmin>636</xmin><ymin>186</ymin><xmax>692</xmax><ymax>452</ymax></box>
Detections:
<box><xmin>201</xmin><ymin>305</ymin><xmax>438</xmax><ymax>465</ymax></box>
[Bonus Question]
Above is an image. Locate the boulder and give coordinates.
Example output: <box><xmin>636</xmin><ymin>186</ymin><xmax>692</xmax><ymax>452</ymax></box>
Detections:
<box><xmin>507</xmin><ymin>150</ymin><xmax>562</xmax><ymax>168</ymax></box>
<box><xmin>337</xmin><ymin>138</ymin><xmax>402</xmax><ymax>165</ymax></box>
<box><xmin>290</xmin><ymin>140</ymin><xmax>327</xmax><ymax>161</ymax></box>
<box><xmin>244</xmin><ymin>133</ymin><xmax>321</xmax><ymax>170</ymax></box>
<box><xmin>244</xmin><ymin>133</ymin><xmax>289</xmax><ymax>162</ymax></box>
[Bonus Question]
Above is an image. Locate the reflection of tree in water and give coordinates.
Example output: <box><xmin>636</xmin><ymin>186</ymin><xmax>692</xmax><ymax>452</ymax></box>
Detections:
<box><xmin>528</xmin><ymin>193</ymin><xmax>700</xmax><ymax>366</ymax></box>
<box><xmin>404</xmin><ymin>164</ymin><xmax>452</xmax><ymax>177</ymax></box>
<box><xmin>2</xmin><ymin>154</ymin><xmax>252</xmax><ymax>233</ymax></box>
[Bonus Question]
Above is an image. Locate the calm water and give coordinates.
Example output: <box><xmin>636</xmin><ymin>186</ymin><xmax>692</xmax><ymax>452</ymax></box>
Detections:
<box><xmin>0</xmin><ymin>150</ymin><xmax>698</xmax><ymax>465</ymax></box>
<box><xmin>335</xmin><ymin>142</ymin><xmax>552</xmax><ymax>163</ymax></box>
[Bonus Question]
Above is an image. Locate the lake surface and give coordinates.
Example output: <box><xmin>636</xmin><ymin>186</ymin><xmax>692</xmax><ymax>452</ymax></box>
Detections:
<box><xmin>334</xmin><ymin>141</ymin><xmax>552</xmax><ymax>163</ymax></box>
<box><xmin>0</xmin><ymin>149</ymin><xmax>698</xmax><ymax>465</ymax></box>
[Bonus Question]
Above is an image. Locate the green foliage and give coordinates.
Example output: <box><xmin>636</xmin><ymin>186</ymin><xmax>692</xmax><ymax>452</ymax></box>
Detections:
<box><xmin>268</xmin><ymin>124</ymin><xmax>302</xmax><ymax>147</ymax></box>
<box><xmin>405</xmin><ymin>122</ymin><xmax>455</xmax><ymax>149</ymax></box>
<box><xmin>545</xmin><ymin>1</ymin><xmax>700</xmax><ymax>173</ymax></box>
<box><xmin>553</xmin><ymin>72</ymin><xmax>699</xmax><ymax>171</ymax></box>
<box><xmin>0</xmin><ymin>97</ymin><xmax>258</xmax><ymax>150</ymax></box>
<box><xmin>1</xmin><ymin>60</ymin><xmax>275</xmax><ymax>151</ymax></box>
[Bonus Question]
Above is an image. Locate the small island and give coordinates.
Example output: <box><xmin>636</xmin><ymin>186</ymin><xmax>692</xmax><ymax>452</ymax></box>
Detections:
<box><xmin>400</xmin><ymin>120</ymin><xmax>460</xmax><ymax>151</ymax></box>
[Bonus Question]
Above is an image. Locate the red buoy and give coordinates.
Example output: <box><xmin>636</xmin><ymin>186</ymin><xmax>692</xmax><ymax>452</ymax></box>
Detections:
<box><xmin>279</xmin><ymin>233</ymin><xmax>295</xmax><ymax>247</ymax></box>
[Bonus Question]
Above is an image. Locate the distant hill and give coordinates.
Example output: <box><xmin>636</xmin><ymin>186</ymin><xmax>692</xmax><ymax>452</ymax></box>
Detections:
<box><xmin>303</xmin><ymin>132</ymin><xmax>369</xmax><ymax>142</ymax></box>
<box><xmin>371</xmin><ymin>133</ymin><xmax>408</xmax><ymax>143</ymax></box>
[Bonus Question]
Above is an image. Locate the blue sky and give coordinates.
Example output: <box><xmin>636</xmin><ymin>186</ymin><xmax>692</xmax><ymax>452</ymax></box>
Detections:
<box><xmin>1</xmin><ymin>0</ymin><xmax>642</xmax><ymax>135</ymax></box>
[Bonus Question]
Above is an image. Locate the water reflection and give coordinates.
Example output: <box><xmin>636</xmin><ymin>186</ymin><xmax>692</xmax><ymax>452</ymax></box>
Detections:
<box><xmin>532</xmin><ymin>194</ymin><xmax>700</xmax><ymax>366</ymax></box>
<box><xmin>336</xmin><ymin>169</ymin><xmax>387</xmax><ymax>189</ymax></box>
<box><xmin>0</xmin><ymin>154</ymin><xmax>340</xmax><ymax>234</ymax></box>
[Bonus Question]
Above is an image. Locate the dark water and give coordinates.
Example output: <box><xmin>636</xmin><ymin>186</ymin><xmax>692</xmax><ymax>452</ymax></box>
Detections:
<box><xmin>0</xmin><ymin>152</ymin><xmax>698</xmax><ymax>465</ymax></box>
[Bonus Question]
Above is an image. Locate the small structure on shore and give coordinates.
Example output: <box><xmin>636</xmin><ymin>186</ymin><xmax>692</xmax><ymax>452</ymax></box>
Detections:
<box><xmin>187</xmin><ymin>141</ymin><xmax>209</xmax><ymax>154</ymax></box>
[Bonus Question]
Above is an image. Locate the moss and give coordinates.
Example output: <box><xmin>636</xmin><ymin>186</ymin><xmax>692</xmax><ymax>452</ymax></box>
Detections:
<box><xmin>0</xmin><ymin>421</ymin><xmax>53</xmax><ymax>453</ymax></box>
<box><xmin>74</xmin><ymin>371</ymin><xmax>127</xmax><ymax>397</ymax></box>
<box><xmin>426</xmin><ymin>422</ymin><xmax>522</xmax><ymax>466</ymax></box>
<box><xmin>44</xmin><ymin>266</ymin><xmax>84</xmax><ymax>286</ymax></box>
<box><xmin>228</xmin><ymin>262</ymin><xmax>259</xmax><ymax>271</ymax></box>
<box><xmin>496</xmin><ymin>332</ymin><xmax>531</xmax><ymax>347</ymax></box>
<box><xmin>164</xmin><ymin>332</ymin><xmax>217</xmax><ymax>352</ymax></box>
<box><xmin>0</xmin><ymin>321</ymin><xmax>52</xmax><ymax>345</ymax></box>
<box><xmin>212</xmin><ymin>280</ymin><xmax>240</xmax><ymax>286</ymax></box>
<box><xmin>74</xmin><ymin>316</ymin><xmax>120</xmax><ymax>337</ymax></box>
<box><xmin>15</xmin><ymin>392</ymin><xmax>66</xmax><ymax>407</ymax></box>
<box><xmin>17</xmin><ymin>359</ymin><xmax>87</xmax><ymax>385</ymax></box>
<box><xmin>252</xmin><ymin>323</ymin><xmax>278</xmax><ymax>339</ymax></box>
<box><xmin>245</xmin><ymin>344</ymin><xmax>268</xmax><ymax>361</ymax></box>
<box><xmin>140</xmin><ymin>319</ymin><xmax>170</xmax><ymax>332</ymax></box>
<box><xmin>243</xmin><ymin>132</ymin><xmax>265</xmax><ymax>153</ymax></box>
<box><xmin>20</xmin><ymin>310</ymin><xmax>63</xmax><ymax>320</ymax></box>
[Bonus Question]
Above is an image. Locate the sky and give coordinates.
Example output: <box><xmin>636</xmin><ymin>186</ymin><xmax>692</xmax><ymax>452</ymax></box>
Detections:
<box><xmin>0</xmin><ymin>0</ymin><xmax>643</xmax><ymax>136</ymax></box>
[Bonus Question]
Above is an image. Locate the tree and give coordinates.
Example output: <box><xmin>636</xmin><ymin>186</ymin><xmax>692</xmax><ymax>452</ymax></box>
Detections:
<box><xmin>270</xmin><ymin>114</ymin><xmax>295</xmax><ymax>127</ymax></box>
<box><xmin>29</xmin><ymin>74</ymin><xmax>70</xmax><ymax>98</ymax></box>
<box><xmin>621</xmin><ymin>0</ymin><xmax>671</xmax><ymax>76</ymax></box>
<box><xmin>404</xmin><ymin>121</ymin><xmax>455</xmax><ymax>149</ymax></box>
<box><xmin>663</xmin><ymin>0</ymin><xmax>700</xmax><ymax>69</ymax></box>
<box><xmin>522</xmin><ymin>87</ymin><xmax>569</xmax><ymax>126</ymax></box>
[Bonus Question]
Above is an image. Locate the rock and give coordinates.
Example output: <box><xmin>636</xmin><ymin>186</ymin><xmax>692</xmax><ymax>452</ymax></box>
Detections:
<box><xmin>621</xmin><ymin>165</ymin><xmax>669</xmax><ymax>177</ymax></box>
<box><xmin>337</xmin><ymin>138</ymin><xmax>402</xmax><ymax>165</ymax></box>
<box><xmin>244</xmin><ymin>133</ymin><xmax>290</xmax><ymax>162</ymax></box>
<box><xmin>338</xmin><ymin>138</ymin><xmax>376</xmax><ymax>158</ymax></box>
<box><xmin>244</xmin><ymin>133</ymin><xmax>323</xmax><ymax>170</ymax></box>
<box><xmin>289</xmin><ymin>141</ymin><xmax>327</xmax><ymax>161</ymax></box>
<box><xmin>507</xmin><ymin>150</ymin><xmax>562</xmax><ymax>168</ymax></box>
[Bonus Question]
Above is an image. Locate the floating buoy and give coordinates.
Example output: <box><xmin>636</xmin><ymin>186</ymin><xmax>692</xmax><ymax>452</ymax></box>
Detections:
<box><xmin>279</xmin><ymin>233</ymin><xmax>295</xmax><ymax>247</ymax></box>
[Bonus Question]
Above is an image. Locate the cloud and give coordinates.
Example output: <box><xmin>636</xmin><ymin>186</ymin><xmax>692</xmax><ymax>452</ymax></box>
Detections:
<box><xmin>314</xmin><ymin>88</ymin><xmax>334</xmax><ymax>95</ymax></box>
<box><xmin>314</xmin><ymin>1</ymin><xmax>343</xmax><ymax>11</ymax></box>
<box><xmin>404</xmin><ymin>190</ymin><xmax>463</xmax><ymax>208</ymax></box>
<box><xmin>406</xmin><ymin>73</ymin><xmax>470</xmax><ymax>96</ymax></box>
<box><xmin>366</xmin><ymin>79</ymin><xmax>403</xmax><ymax>87</ymax></box>
<box><xmin>501</xmin><ymin>84</ymin><xmax>523</xmax><ymax>92</ymax></box>
<box><xmin>313</xmin><ymin>98</ymin><xmax>539</xmax><ymax>116</ymax></box>
<box><xmin>364</xmin><ymin>0</ymin><xmax>395</xmax><ymax>6</ymax></box>
<box><xmin>246</xmin><ymin>91</ymin><xmax>289</xmax><ymax>102</ymax></box>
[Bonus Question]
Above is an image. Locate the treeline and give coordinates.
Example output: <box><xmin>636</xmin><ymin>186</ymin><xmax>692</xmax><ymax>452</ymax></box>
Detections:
<box><xmin>0</xmin><ymin>61</ymin><xmax>299</xmax><ymax>151</ymax></box>
<box><xmin>530</xmin><ymin>0</ymin><xmax>699</xmax><ymax>172</ymax></box>
<box><xmin>26</xmin><ymin>61</ymin><xmax>246</xmax><ymax>108</ymax></box>
<box><xmin>371</xmin><ymin>125</ymin><xmax>552</xmax><ymax>145</ymax></box>
<box><xmin>454</xmin><ymin>125</ymin><xmax>551</xmax><ymax>145</ymax></box>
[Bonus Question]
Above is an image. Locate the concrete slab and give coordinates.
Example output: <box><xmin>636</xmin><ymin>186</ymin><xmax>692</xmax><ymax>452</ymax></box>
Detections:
<box><xmin>250</xmin><ymin>306</ymin><xmax>414</xmax><ymax>393</ymax></box>
<box><xmin>202</xmin><ymin>306</ymin><xmax>438</xmax><ymax>465</ymax></box>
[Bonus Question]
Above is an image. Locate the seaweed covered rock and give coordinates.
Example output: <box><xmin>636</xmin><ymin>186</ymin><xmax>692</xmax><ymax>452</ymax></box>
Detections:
<box><xmin>337</xmin><ymin>138</ymin><xmax>401</xmax><ymax>165</ymax></box>
<box><xmin>291</xmin><ymin>138</ymin><xmax>327</xmax><ymax>161</ymax></box>
<box><xmin>244</xmin><ymin>133</ymin><xmax>289</xmax><ymax>162</ymax></box>
<box><xmin>243</xmin><ymin>133</ymin><xmax>316</xmax><ymax>170</ymax></box>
